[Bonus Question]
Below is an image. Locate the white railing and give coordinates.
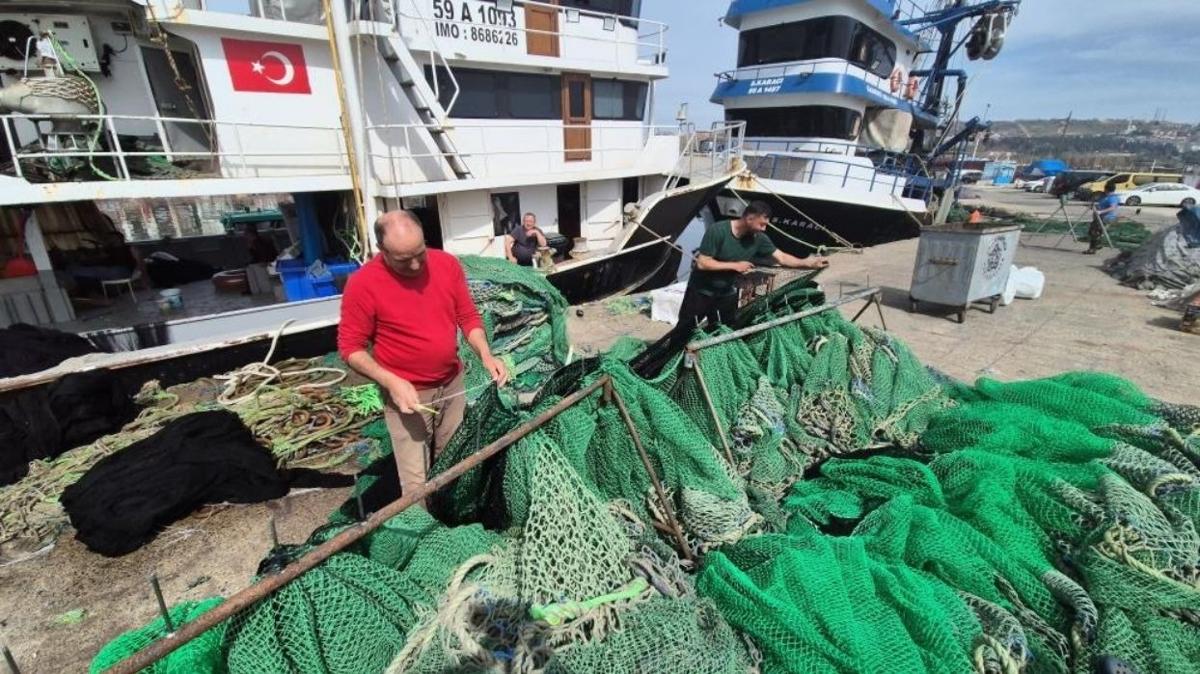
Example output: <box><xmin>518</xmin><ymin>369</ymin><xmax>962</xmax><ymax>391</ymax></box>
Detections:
<box><xmin>743</xmin><ymin>137</ymin><xmax>860</xmax><ymax>156</ymax></box>
<box><xmin>746</xmin><ymin>151</ymin><xmax>910</xmax><ymax>198</ymax></box>
<box><xmin>1</xmin><ymin>112</ymin><xmax>348</xmax><ymax>182</ymax></box>
<box><xmin>666</xmin><ymin>121</ymin><xmax>745</xmax><ymax>190</ymax></box>
<box><xmin>395</xmin><ymin>0</ymin><xmax>668</xmax><ymax>67</ymax></box>
<box><xmin>364</xmin><ymin>121</ymin><xmax>682</xmax><ymax>185</ymax></box>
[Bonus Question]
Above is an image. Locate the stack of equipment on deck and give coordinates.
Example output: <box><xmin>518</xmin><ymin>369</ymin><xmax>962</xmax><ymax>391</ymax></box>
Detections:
<box><xmin>91</xmin><ymin>275</ymin><xmax>1200</xmax><ymax>673</ymax></box>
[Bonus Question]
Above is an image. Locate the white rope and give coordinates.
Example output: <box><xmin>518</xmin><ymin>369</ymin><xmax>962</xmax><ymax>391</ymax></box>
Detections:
<box><xmin>215</xmin><ymin>320</ymin><xmax>346</xmax><ymax>406</ymax></box>
<box><xmin>745</xmin><ymin>174</ymin><xmax>859</xmax><ymax>251</ymax></box>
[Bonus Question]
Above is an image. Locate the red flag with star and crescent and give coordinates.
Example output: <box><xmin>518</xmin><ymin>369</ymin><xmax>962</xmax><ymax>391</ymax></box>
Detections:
<box><xmin>221</xmin><ymin>38</ymin><xmax>311</xmax><ymax>94</ymax></box>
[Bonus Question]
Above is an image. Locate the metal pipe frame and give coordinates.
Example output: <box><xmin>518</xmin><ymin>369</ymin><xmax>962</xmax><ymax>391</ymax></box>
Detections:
<box><xmin>604</xmin><ymin>380</ymin><xmax>693</xmax><ymax>562</ymax></box>
<box><xmin>686</xmin><ymin>351</ymin><xmax>736</xmax><ymax>468</ymax></box>
<box><xmin>105</xmin><ymin>375</ymin><xmax>611</xmax><ymax>674</ymax></box>
<box><xmin>686</xmin><ymin>286</ymin><xmax>883</xmax><ymax>352</ymax></box>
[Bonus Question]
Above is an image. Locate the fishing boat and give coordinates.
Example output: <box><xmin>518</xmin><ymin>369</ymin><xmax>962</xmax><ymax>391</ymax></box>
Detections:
<box><xmin>0</xmin><ymin>0</ymin><xmax>742</xmax><ymax>357</ymax></box>
<box><xmin>711</xmin><ymin>0</ymin><xmax>1020</xmax><ymax>252</ymax></box>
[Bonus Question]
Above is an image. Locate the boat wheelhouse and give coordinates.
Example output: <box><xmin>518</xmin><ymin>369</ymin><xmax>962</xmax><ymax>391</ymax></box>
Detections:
<box><xmin>710</xmin><ymin>0</ymin><xmax>1015</xmax><ymax>251</ymax></box>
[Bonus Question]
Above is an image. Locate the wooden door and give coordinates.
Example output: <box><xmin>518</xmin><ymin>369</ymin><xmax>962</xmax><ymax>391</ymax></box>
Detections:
<box><xmin>525</xmin><ymin>1</ymin><xmax>560</xmax><ymax>57</ymax></box>
<box><xmin>562</xmin><ymin>73</ymin><xmax>592</xmax><ymax>162</ymax></box>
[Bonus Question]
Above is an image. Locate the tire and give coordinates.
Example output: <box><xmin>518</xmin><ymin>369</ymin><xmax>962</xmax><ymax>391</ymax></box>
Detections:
<box><xmin>1126</xmin><ymin>196</ymin><xmax>1141</xmax><ymax>206</ymax></box>
<box><xmin>1182</xmin><ymin>198</ymin><xmax>1196</xmax><ymax>208</ymax></box>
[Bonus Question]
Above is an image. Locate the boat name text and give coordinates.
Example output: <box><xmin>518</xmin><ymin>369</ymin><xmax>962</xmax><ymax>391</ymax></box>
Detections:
<box><xmin>747</xmin><ymin>78</ymin><xmax>785</xmax><ymax>95</ymax></box>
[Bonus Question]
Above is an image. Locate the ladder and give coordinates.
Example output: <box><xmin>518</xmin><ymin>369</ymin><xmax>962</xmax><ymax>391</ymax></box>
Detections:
<box><xmin>357</xmin><ymin>3</ymin><xmax>472</xmax><ymax>181</ymax></box>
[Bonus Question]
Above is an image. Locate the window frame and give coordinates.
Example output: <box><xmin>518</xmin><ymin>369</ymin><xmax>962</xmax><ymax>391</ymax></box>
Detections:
<box><xmin>425</xmin><ymin>66</ymin><xmax>562</xmax><ymax>120</ymax></box>
<box><xmin>737</xmin><ymin>16</ymin><xmax>896</xmax><ymax>79</ymax></box>
<box><xmin>592</xmin><ymin>79</ymin><xmax>648</xmax><ymax>121</ymax></box>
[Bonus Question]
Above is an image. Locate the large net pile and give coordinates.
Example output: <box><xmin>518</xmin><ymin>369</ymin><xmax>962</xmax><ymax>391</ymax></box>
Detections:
<box><xmin>91</xmin><ymin>279</ymin><xmax>1200</xmax><ymax>673</ymax></box>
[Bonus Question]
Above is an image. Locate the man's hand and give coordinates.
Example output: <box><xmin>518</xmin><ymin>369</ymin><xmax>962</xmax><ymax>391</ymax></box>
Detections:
<box><xmin>804</xmin><ymin>256</ymin><xmax>831</xmax><ymax>269</ymax></box>
<box><xmin>729</xmin><ymin>261</ymin><xmax>755</xmax><ymax>274</ymax></box>
<box><xmin>385</xmin><ymin>376</ymin><xmax>421</xmax><ymax>414</ymax></box>
<box><xmin>506</xmin><ymin>255</ymin><xmax>517</xmax><ymax>263</ymax></box>
<box><xmin>482</xmin><ymin>355</ymin><xmax>509</xmax><ymax>387</ymax></box>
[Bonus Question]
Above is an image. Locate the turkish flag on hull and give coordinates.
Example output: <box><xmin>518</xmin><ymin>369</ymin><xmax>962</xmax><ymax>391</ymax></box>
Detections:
<box><xmin>221</xmin><ymin>38</ymin><xmax>312</xmax><ymax>94</ymax></box>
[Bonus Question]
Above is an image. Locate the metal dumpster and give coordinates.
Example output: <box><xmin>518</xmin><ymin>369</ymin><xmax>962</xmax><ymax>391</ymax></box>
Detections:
<box><xmin>909</xmin><ymin>224</ymin><xmax>1021</xmax><ymax>323</ymax></box>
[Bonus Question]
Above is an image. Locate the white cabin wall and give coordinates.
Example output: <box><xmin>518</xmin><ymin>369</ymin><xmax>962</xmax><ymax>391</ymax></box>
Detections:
<box><xmin>440</xmin><ymin>190</ymin><xmax>495</xmax><ymax>256</ymax></box>
<box><xmin>395</xmin><ymin>0</ymin><xmax>660</xmax><ymax>78</ymax></box>
<box><xmin>89</xmin><ymin>21</ymin><xmax>161</xmax><ymax>137</ymax></box>
<box><xmin>582</xmin><ymin>178</ymin><xmax>622</xmax><ymax>249</ymax></box>
<box><xmin>517</xmin><ymin>184</ymin><xmax>559</xmax><ymax>235</ymax></box>
<box><xmin>360</xmin><ymin>51</ymin><xmax>455</xmax><ymax>186</ymax></box>
<box><xmin>439</xmin><ymin>184</ymin><xmax>558</xmax><ymax>258</ymax></box>
<box><xmin>167</xmin><ymin>25</ymin><xmax>346</xmax><ymax>178</ymax></box>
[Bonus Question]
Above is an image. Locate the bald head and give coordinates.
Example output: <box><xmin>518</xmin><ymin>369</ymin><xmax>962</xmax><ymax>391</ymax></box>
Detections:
<box><xmin>375</xmin><ymin>210</ymin><xmax>428</xmax><ymax>277</ymax></box>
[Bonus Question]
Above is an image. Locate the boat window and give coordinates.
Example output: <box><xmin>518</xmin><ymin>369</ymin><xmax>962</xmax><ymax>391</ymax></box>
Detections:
<box><xmin>558</xmin><ymin>0</ymin><xmax>642</xmax><ymax>19</ymax></box>
<box><xmin>426</xmin><ymin>67</ymin><xmax>560</xmax><ymax>119</ymax></box>
<box><xmin>737</xmin><ymin>16</ymin><xmax>896</xmax><ymax>78</ymax></box>
<box><xmin>593</xmin><ymin>79</ymin><xmax>648</xmax><ymax>120</ymax></box>
<box><xmin>509</xmin><ymin>72</ymin><xmax>562</xmax><ymax>119</ymax></box>
<box><xmin>568</xmin><ymin>80</ymin><xmax>587</xmax><ymax>118</ymax></box>
<box><xmin>726</xmin><ymin>106</ymin><xmax>862</xmax><ymax>141</ymax></box>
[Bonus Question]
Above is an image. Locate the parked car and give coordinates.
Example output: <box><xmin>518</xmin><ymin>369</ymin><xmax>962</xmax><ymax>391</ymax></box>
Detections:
<box><xmin>1076</xmin><ymin>172</ymin><xmax>1185</xmax><ymax>201</ymax></box>
<box><xmin>1113</xmin><ymin>183</ymin><xmax>1200</xmax><ymax>207</ymax></box>
<box><xmin>1025</xmin><ymin>176</ymin><xmax>1054</xmax><ymax>193</ymax></box>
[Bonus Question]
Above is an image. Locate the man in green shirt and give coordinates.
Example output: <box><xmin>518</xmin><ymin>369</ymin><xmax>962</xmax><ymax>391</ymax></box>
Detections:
<box><xmin>676</xmin><ymin>201</ymin><xmax>830</xmax><ymax>330</ymax></box>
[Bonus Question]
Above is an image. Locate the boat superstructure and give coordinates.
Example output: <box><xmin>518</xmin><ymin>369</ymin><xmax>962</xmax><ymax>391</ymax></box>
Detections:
<box><xmin>0</xmin><ymin>0</ymin><xmax>741</xmax><ymax>344</ymax></box>
<box><xmin>711</xmin><ymin>0</ymin><xmax>1018</xmax><ymax>251</ymax></box>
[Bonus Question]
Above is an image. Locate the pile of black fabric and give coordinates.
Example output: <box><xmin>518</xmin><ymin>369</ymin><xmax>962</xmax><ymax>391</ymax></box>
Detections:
<box><xmin>0</xmin><ymin>323</ymin><xmax>99</xmax><ymax>378</ymax></box>
<box><xmin>61</xmin><ymin>410</ymin><xmax>352</xmax><ymax>556</ymax></box>
<box><xmin>0</xmin><ymin>369</ymin><xmax>135</xmax><ymax>485</ymax></box>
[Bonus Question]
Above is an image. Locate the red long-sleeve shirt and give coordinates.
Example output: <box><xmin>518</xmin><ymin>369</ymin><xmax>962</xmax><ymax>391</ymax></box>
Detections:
<box><xmin>337</xmin><ymin>251</ymin><xmax>484</xmax><ymax>389</ymax></box>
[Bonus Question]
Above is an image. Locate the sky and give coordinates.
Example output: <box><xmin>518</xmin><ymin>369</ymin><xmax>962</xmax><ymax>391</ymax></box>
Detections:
<box><xmin>643</xmin><ymin>0</ymin><xmax>1200</xmax><ymax>126</ymax></box>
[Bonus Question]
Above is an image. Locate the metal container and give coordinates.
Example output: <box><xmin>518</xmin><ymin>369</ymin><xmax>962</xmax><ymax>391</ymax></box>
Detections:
<box><xmin>909</xmin><ymin>223</ymin><xmax>1021</xmax><ymax>323</ymax></box>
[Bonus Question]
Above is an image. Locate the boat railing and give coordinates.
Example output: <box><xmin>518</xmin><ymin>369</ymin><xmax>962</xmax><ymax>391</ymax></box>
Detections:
<box><xmin>743</xmin><ymin>138</ymin><xmax>860</xmax><ymax>156</ymax></box>
<box><xmin>746</xmin><ymin>151</ymin><xmax>910</xmax><ymax>197</ymax></box>
<box><xmin>363</xmin><ymin>121</ymin><xmax>684</xmax><ymax>185</ymax></box>
<box><xmin>0</xmin><ymin>112</ymin><xmax>349</xmax><ymax>182</ymax></box>
<box><xmin>665</xmin><ymin>121</ymin><xmax>745</xmax><ymax>190</ymax></box>
<box><xmin>393</xmin><ymin>0</ymin><xmax>669</xmax><ymax>66</ymax></box>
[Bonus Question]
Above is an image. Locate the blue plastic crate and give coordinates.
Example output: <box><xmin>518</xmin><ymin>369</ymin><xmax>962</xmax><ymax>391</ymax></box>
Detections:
<box><xmin>277</xmin><ymin>259</ymin><xmax>359</xmax><ymax>301</ymax></box>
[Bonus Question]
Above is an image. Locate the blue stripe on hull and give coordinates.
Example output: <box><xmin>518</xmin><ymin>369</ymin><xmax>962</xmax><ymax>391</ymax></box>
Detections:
<box><xmin>712</xmin><ymin>71</ymin><xmax>938</xmax><ymax>125</ymax></box>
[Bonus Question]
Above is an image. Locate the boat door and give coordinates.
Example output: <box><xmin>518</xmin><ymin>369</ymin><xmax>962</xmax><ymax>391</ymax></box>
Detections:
<box><xmin>525</xmin><ymin>0</ymin><xmax>560</xmax><ymax>57</ymax></box>
<box><xmin>562</xmin><ymin>73</ymin><xmax>592</xmax><ymax>161</ymax></box>
<box><xmin>140</xmin><ymin>46</ymin><xmax>212</xmax><ymax>155</ymax></box>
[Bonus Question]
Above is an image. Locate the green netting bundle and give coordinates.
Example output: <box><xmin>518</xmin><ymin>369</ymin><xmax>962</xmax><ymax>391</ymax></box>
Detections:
<box><xmin>90</xmin><ymin>598</ymin><xmax>227</xmax><ymax>674</ymax></box>
<box><xmin>459</xmin><ymin>255</ymin><xmax>571</xmax><ymax>406</ymax></box>
<box><xmin>221</xmin><ymin>550</ymin><xmax>429</xmax><ymax>673</ymax></box>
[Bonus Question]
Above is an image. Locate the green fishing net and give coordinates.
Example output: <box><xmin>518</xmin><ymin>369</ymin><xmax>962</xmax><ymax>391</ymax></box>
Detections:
<box><xmin>90</xmin><ymin>273</ymin><xmax>1200</xmax><ymax>674</ymax></box>
<box><xmin>89</xmin><ymin>599</ymin><xmax>226</xmax><ymax>674</ymax></box>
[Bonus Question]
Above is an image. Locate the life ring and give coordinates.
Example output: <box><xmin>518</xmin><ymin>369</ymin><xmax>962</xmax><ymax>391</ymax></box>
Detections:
<box><xmin>889</xmin><ymin>67</ymin><xmax>904</xmax><ymax>94</ymax></box>
<box><xmin>905</xmin><ymin>75</ymin><xmax>920</xmax><ymax>100</ymax></box>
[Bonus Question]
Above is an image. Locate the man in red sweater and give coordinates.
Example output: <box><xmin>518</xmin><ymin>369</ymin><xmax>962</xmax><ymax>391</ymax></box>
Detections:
<box><xmin>338</xmin><ymin>210</ymin><xmax>507</xmax><ymax>498</ymax></box>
